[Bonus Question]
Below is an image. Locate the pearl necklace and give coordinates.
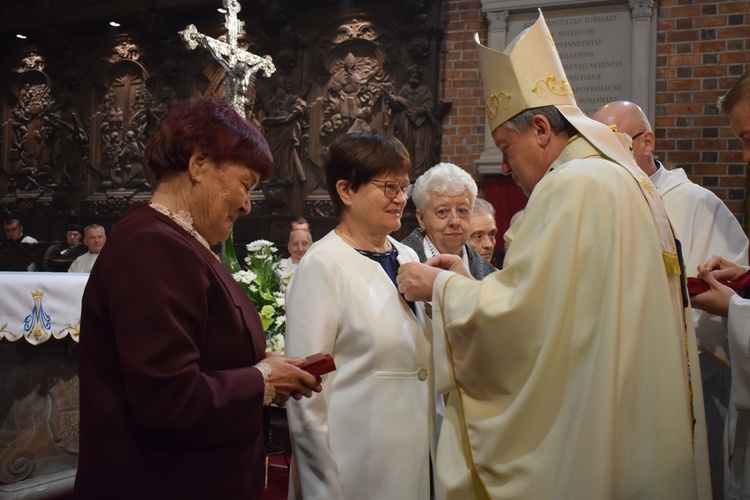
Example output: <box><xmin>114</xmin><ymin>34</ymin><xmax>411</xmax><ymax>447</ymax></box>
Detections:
<box><xmin>149</xmin><ymin>202</ymin><xmax>212</xmax><ymax>251</ymax></box>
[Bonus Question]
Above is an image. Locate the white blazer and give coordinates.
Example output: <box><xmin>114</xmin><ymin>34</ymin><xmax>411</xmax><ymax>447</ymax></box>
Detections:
<box><xmin>286</xmin><ymin>231</ymin><xmax>435</xmax><ymax>500</ymax></box>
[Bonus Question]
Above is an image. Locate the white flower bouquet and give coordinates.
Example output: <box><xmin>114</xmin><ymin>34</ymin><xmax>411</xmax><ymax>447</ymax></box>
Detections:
<box><xmin>222</xmin><ymin>234</ymin><xmax>287</xmax><ymax>352</ymax></box>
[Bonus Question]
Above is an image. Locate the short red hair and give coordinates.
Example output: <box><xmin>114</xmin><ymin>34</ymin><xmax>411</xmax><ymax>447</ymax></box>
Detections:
<box><xmin>144</xmin><ymin>98</ymin><xmax>272</xmax><ymax>182</ymax></box>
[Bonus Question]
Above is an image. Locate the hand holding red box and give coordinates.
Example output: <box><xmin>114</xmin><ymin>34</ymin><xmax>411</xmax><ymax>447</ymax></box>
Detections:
<box><xmin>687</xmin><ymin>270</ymin><xmax>750</xmax><ymax>296</ymax></box>
<box><xmin>299</xmin><ymin>353</ymin><xmax>336</xmax><ymax>377</ymax></box>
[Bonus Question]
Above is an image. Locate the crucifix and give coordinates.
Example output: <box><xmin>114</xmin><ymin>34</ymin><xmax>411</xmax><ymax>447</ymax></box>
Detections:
<box><xmin>179</xmin><ymin>0</ymin><xmax>276</xmax><ymax>117</ymax></box>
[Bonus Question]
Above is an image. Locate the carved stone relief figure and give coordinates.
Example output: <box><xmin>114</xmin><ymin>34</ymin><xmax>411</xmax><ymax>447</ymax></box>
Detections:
<box><xmin>151</xmin><ymin>87</ymin><xmax>177</xmax><ymax>124</ymax></box>
<box><xmin>118</xmin><ymin>130</ymin><xmax>149</xmax><ymax>190</ymax></box>
<box><xmin>6</xmin><ymin>47</ymin><xmax>116</xmax><ymax>198</ymax></box>
<box><xmin>40</xmin><ymin>94</ymin><xmax>88</xmax><ymax>188</ymax></box>
<box><xmin>128</xmin><ymin>88</ymin><xmax>153</xmax><ymax>144</ymax></box>
<box><xmin>97</xmin><ymin>93</ymin><xmax>124</xmax><ymax>190</ymax></box>
<box><xmin>387</xmin><ymin>64</ymin><xmax>438</xmax><ymax>178</ymax></box>
<box><xmin>95</xmin><ymin>82</ymin><xmax>165</xmax><ymax>191</ymax></box>
<box><xmin>94</xmin><ymin>35</ymin><xmax>152</xmax><ymax>193</ymax></box>
<box><xmin>320</xmin><ymin>51</ymin><xmax>392</xmax><ymax>138</ymax></box>
<box><xmin>261</xmin><ymin>84</ymin><xmax>307</xmax><ymax>184</ymax></box>
<box><xmin>100</xmin><ymin>122</ymin><xmax>122</xmax><ymax>188</ymax></box>
<box><xmin>306</xmin><ymin>17</ymin><xmax>400</xmax><ymax>176</ymax></box>
<box><xmin>8</xmin><ymin>66</ymin><xmax>58</xmax><ymax>192</ymax></box>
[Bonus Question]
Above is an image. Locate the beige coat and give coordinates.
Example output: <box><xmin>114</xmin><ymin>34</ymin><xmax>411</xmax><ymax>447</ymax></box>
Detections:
<box><xmin>431</xmin><ymin>139</ymin><xmax>711</xmax><ymax>499</ymax></box>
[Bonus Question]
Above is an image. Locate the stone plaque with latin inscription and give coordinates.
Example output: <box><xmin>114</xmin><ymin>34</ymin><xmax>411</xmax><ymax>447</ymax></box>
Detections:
<box><xmin>507</xmin><ymin>4</ymin><xmax>632</xmax><ymax>115</ymax></box>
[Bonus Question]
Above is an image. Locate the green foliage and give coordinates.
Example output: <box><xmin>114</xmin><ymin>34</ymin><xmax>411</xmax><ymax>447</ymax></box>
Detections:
<box><xmin>223</xmin><ymin>234</ymin><xmax>287</xmax><ymax>352</ymax></box>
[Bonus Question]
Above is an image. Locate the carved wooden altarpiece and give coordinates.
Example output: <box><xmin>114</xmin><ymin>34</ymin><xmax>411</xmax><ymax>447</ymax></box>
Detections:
<box><xmin>0</xmin><ymin>0</ymin><xmax>446</xmax><ymax>250</ymax></box>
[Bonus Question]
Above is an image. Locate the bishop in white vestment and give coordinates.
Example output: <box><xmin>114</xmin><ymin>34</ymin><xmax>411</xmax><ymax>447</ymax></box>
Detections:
<box><xmin>398</xmin><ymin>12</ymin><xmax>710</xmax><ymax>499</ymax></box>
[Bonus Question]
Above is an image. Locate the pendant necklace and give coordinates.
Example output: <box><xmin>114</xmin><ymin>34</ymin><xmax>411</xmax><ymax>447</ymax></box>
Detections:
<box><xmin>335</xmin><ymin>227</ymin><xmax>391</xmax><ymax>253</ymax></box>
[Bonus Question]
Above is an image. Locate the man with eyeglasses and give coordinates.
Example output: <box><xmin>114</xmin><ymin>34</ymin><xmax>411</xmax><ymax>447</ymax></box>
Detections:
<box><xmin>593</xmin><ymin>100</ymin><xmax>748</xmax><ymax>500</ymax></box>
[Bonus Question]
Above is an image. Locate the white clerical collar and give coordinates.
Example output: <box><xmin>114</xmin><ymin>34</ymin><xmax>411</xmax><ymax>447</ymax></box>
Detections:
<box><xmin>649</xmin><ymin>160</ymin><xmax>666</xmax><ymax>189</ymax></box>
<box><xmin>422</xmin><ymin>233</ymin><xmax>470</xmax><ymax>269</ymax></box>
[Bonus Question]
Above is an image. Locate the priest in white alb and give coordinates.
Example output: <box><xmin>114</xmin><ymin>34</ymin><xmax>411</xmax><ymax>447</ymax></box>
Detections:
<box><xmin>592</xmin><ymin>99</ymin><xmax>749</xmax><ymax>499</ymax></box>
<box><xmin>396</xmin><ymin>12</ymin><xmax>711</xmax><ymax>499</ymax></box>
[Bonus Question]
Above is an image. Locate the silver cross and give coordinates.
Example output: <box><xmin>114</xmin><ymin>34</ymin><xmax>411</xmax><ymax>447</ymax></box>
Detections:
<box><xmin>179</xmin><ymin>0</ymin><xmax>276</xmax><ymax>117</ymax></box>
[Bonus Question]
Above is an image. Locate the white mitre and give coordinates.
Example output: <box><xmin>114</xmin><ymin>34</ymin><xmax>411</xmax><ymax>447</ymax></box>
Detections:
<box><xmin>475</xmin><ymin>11</ymin><xmax>681</xmax><ymax>275</ymax></box>
<box><xmin>474</xmin><ymin>10</ymin><xmax>640</xmax><ymax>173</ymax></box>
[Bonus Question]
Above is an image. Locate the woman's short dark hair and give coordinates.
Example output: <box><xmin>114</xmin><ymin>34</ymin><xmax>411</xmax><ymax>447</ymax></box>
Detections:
<box><xmin>324</xmin><ymin>132</ymin><xmax>411</xmax><ymax>217</ymax></box>
<box><xmin>144</xmin><ymin>98</ymin><xmax>273</xmax><ymax>182</ymax></box>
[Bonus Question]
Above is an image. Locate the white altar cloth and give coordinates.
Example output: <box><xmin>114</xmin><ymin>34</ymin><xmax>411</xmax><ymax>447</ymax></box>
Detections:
<box><xmin>0</xmin><ymin>271</ymin><xmax>88</xmax><ymax>345</ymax></box>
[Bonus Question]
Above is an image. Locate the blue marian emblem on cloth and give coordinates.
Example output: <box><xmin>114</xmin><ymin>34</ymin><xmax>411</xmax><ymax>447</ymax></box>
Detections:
<box><xmin>24</xmin><ymin>289</ymin><xmax>53</xmax><ymax>342</ymax></box>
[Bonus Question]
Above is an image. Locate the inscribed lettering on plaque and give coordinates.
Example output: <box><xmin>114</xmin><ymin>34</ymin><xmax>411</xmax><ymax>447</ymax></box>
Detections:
<box><xmin>507</xmin><ymin>5</ymin><xmax>631</xmax><ymax>115</ymax></box>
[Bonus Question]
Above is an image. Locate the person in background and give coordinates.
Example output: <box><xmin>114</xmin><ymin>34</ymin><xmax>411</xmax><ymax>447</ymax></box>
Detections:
<box><xmin>279</xmin><ymin>228</ymin><xmax>313</xmax><ymax>280</ymax></box>
<box><xmin>467</xmin><ymin>197</ymin><xmax>499</xmax><ymax>266</ymax></box>
<box><xmin>64</xmin><ymin>224</ymin><xmax>85</xmax><ymax>248</ymax></box>
<box><xmin>68</xmin><ymin>224</ymin><xmax>107</xmax><ymax>273</ymax></box>
<box><xmin>43</xmin><ymin>223</ymin><xmax>88</xmax><ymax>271</ymax></box>
<box><xmin>592</xmin><ymin>100</ymin><xmax>749</xmax><ymax>499</ymax></box>
<box><xmin>286</xmin><ymin>131</ymin><xmax>435</xmax><ymax>499</ymax></box>
<box><xmin>290</xmin><ymin>216</ymin><xmax>310</xmax><ymax>232</ymax></box>
<box><xmin>3</xmin><ymin>217</ymin><xmax>40</xmax><ymax>271</ymax></box>
<box><xmin>690</xmin><ymin>67</ymin><xmax>750</xmax><ymax>500</ymax></box>
<box><xmin>396</xmin><ymin>13</ymin><xmax>709</xmax><ymax>498</ymax></box>
<box><xmin>74</xmin><ymin>97</ymin><xmax>320</xmax><ymax>499</ymax></box>
<box><xmin>4</xmin><ymin>218</ymin><xmax>38</xmax><ymax>244</ymax></box>
<box><xmin>401</xmin><ymin>162</ymin><xmax>496</xmax><ymax>279</ymax></box>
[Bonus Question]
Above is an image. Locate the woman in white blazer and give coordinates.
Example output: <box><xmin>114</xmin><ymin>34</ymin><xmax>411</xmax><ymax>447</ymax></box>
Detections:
<box><xmin>286</xmin><ymin>131</ymin><xmax>435</xmax><ymax>499</ymax></box>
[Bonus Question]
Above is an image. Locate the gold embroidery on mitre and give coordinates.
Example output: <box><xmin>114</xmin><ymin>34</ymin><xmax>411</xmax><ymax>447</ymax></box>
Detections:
<box><xmin>532</xmin><ymin>76</ymin><xmax>572</xmax><ymax>99</ymax></box>
<box><xmin>637</xmin><ymin>174</ymin><xmax>655</xmax><ymax>197</ymax></box>
<box><xmin>486</xmin><ymin>92</ymin><xmax>511</xmax><ymax>119</ymax></box>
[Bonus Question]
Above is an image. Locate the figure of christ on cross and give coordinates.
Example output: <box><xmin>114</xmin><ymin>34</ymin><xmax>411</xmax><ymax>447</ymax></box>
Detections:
<box><xmin>179</xmin><ymin>0</ymin><xmax>276</xmax><ymax>117</ymax></box>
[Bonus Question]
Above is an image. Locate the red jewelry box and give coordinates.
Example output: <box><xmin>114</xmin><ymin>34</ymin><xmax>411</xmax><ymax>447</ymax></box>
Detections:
<box><xmin>300</xmin><ymin>353</ymin><xmax>336</xmax><ymax>377</ymax></box>
<box><xmin>687</xmin><ymin>270</ymin><xmax>750</xmax><ymax>296</ymax></box>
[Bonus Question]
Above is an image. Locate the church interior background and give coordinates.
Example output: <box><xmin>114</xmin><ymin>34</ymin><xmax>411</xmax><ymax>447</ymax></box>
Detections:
<box><xmin>0</xmin><ymin>0</ymin><xmax>748</xmax><ymax>495</ymax></box>
<box><xmin>0</xmin><ymin>0</ymin><xmax>453</xmax><ymax>265</ymax></box>
<box><xmin>2</xmin><ymin>0</ymin><xmax>746</xmax><ymax>264</ymax></box>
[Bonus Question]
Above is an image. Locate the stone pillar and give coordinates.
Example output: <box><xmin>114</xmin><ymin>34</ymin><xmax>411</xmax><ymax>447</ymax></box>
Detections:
<box><xmin>475</xmin><ymin>10</ymin><xmax>509</xmax><ymax>175</ymax></box>
<box><xmin>629</xmin><ymin>0</ymin><xmax>657</xmax><ymax>124</ymax></box>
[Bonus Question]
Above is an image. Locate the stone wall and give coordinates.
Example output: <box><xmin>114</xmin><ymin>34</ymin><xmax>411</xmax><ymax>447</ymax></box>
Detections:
<box><xmin>0</xmin><ymin>0</ymin><xmax>445</xmax><ymax>250</ymax></box>
<box><xmin>655</xmin><ymin>0</ymin><xmax>749</xmax><ymax>225</ymax></box>
<box><xmin>438</xmin><ymin>0</ymin><xmax>486</xmax><ymax>171</ymax></box>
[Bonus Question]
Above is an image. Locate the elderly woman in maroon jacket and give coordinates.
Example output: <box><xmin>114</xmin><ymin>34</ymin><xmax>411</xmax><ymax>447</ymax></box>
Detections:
<box><xmin>74</xmin><ymin>98</ymin><xmax>320</xmax><ymax>499</ymax></box>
